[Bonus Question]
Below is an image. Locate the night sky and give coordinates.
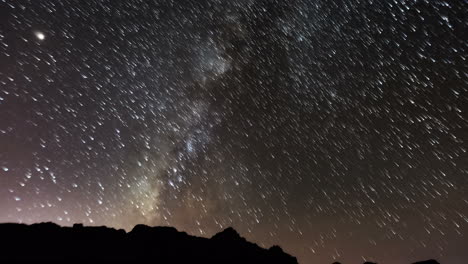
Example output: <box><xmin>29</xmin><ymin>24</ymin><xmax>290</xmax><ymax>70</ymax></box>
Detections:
<box><xmin>1</xmin><ymin>1</ymin><xmax>467</xmax><ymax>263</ymax></box>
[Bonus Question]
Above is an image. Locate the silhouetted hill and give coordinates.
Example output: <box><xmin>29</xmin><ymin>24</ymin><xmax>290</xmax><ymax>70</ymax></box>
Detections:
<box><xmin>331</xmin><ymin>260</ymin><xmax>440</xmax><ymax>264</ymax></box>
<box><xmin>412</xmin><ymin>260</ymin><xmax>440</xmax><ymax>264</ymax></box>
<box><xmin>0</xmin><ymin>222</ymin><xmax>297</xmax><ymax>263</ymax></box>
<box><xmin>330</xmin><ymin>260</ymin><xmax>441</xmax><ymax>264</ymax></box>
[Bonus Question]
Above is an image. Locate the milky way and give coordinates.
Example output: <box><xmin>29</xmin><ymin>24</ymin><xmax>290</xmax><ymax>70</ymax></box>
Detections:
<box><xmin>0</xmin><ymin>1</ymin><xmax>467</xmax><ymax>263</ymax></box>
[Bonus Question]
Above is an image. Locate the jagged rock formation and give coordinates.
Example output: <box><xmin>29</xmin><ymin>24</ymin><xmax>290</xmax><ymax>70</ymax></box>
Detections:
<box><xmin>0</xmin><ymin>222</ymin><xmax>297</xmax><ymax>263</ymax></box>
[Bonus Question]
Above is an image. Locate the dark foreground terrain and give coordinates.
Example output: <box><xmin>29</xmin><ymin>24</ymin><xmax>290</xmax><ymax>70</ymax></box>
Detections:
<box><xmin>0</xmin><ymin>223</ymin><xmax>441</xmax><ymax>264</ymax></box>
<box><xmin>0</xmin><ymin>222</ymin><xmax>295</xmax><ymax>263</ymax></box>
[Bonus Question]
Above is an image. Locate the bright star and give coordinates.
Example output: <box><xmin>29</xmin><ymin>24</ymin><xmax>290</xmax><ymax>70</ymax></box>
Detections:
<box><xmin>35</xmin><ymin>31</ymin><xmax>45</xmax><ymax>40</ymax></box>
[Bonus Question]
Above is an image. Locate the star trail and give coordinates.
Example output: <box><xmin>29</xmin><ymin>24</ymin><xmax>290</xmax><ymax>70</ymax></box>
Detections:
<box><xmin>0</xmin><ymin>1</ymin><xmax>467</xmax><ymax>263</ymax></box>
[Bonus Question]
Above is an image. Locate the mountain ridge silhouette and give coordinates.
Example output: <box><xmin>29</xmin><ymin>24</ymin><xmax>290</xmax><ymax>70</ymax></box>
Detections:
<box><xmin>0</xmin><ymin>222</ymin><xmax>296</xmax><ymax>263</ymax></box>
<box><xmin>0</xmin><ymin>222</ymin><xmax>442</xmax><ymax>264</ymax></box>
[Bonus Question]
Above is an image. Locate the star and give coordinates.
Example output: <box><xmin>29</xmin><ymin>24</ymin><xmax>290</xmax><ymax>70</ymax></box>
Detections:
<box><xmin>34</xmin><ymin>31</ymin><xmax>45</xmax><ymax>41</ymax></box>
